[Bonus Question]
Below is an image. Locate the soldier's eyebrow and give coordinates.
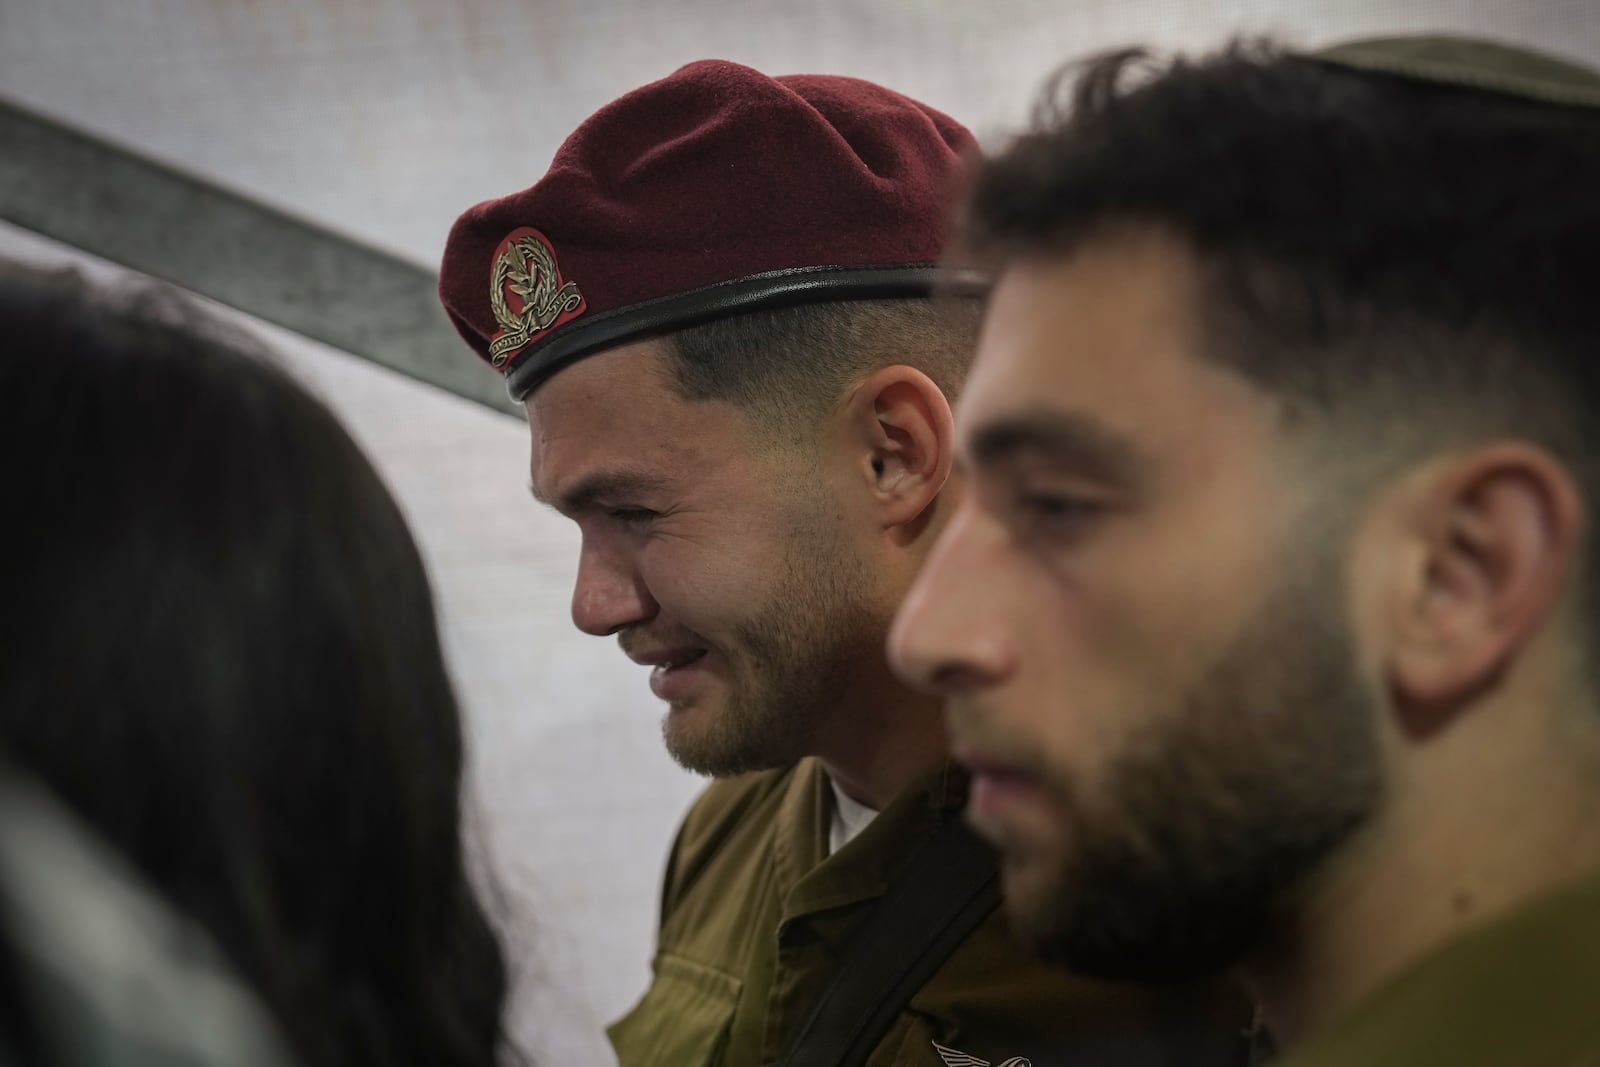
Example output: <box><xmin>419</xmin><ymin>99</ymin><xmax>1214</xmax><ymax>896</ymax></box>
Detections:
<box><xmin>528</xmin><ymin>469</ymin><xmax>672</xmax><ymax>514</ymax></box>
<box><xmin>965</xmin><ymin>409</ymin><xmax>1149</xmax><ymax>487</ymax></box>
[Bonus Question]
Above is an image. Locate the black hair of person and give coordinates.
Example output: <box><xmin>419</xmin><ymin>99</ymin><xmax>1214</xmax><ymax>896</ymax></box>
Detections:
<box><xmin>0</xmin><ymin>260</ymin><xmax>514</xmax><ymax>1067</ymax></box>
<box><xmin>665</xmin><ymin>298</ymin><xmax>981</xmax><ymax>436</ymax></box>
<box><xmin>963</xmin><ymin>39</ymin><xmax>1600</xmax><ymax>638</ymax></box>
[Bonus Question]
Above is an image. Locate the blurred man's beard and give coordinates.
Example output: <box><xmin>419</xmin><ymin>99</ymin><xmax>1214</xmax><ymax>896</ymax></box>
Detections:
<box><xmin>662</xmin><ymin>519</ymin><xmax>880</xmax><ymax>778</ymax></box>
<box><xmin>1009</xmin><ymin>546</ymin><xmax>1384</xmax><ymax>982</ymax></box>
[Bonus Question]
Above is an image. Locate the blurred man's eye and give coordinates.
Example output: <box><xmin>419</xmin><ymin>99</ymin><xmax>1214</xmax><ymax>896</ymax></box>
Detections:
<box><xmin>1011</xmin><ymin>490</ymin><xmax>1106</xmax><ymax>539</ymax></box>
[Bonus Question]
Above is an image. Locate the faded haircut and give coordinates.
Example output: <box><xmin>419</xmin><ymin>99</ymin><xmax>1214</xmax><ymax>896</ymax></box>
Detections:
<box><xmin>664</xmin><ymin>297</ymin><xmax>983</xmax><ymax>441</ymax></box>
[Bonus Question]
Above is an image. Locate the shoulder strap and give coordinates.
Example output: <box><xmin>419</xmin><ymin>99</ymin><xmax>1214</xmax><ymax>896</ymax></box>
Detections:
<box><xmin>777</xmin><ymin>815</ymin><xmax>1002</xmax><ymax>1067</ymax></box>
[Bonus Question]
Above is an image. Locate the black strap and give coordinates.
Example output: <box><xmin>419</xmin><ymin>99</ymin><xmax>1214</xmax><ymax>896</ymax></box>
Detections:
<box><xmin>777</xmin><ymin>815</ymin><xmax>1002</xmax><ymax>1067</ymax></box>
<box><xmin>504</xmin><ymin>263</ymin><xmax>990</xmax><ymax>400</ymax></box>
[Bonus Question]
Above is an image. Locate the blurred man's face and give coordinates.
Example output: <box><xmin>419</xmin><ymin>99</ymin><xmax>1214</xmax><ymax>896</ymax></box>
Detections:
<box><xmin>526</xmin><ymin>339</ymin><xmax>880</xmax><ymax>777</ymax></box>
<box><xmin>889</xmin><ymin>233</ymin><xmax>1384</xmax><ymax>979</ymax></box>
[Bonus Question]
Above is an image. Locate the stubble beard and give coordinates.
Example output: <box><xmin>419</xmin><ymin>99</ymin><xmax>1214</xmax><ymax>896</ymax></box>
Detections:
<box><xmin>661</xmin><ymin>518</ymin><xmax>881</xmax><ymax>778</ymax></box>
<box><xmin>1008</xmin><ymin>548</ymin><xmax>1385</xmax><ymax>982</ymax></box>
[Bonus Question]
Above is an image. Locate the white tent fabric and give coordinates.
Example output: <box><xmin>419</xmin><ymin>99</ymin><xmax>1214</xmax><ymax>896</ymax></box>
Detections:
<box><xmin>3</xmin><ymin>3</ymin><xmax>1596</xmax><ymax>1064</ymax></box>
<box><xmin>2</xmin><ymin>1</ymin><xmax>1593</xmax><ymax>267</ymax></box>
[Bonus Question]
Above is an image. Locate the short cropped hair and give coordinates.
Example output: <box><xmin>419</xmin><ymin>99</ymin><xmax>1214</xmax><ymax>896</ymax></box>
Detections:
<box><xmin>964</xmin><ymin>41</ymin><xmax>1600</xmax><ymax>616</ymax></box>
<box><xmin>664</xmin><ymin>297</ymin><xmax>982</xmax><ymax>438</ymax></box>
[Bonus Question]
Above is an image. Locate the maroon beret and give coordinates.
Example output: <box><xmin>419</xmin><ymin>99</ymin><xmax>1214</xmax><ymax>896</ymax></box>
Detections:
<box><xmin>439</xmin><ymin>59</ymin><xmax>981</xmax><ymax>400</ymax></box>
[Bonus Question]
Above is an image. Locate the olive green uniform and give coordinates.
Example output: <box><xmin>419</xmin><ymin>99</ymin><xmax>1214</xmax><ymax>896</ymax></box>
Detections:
<box><xmin>609</xmin><ymin>759</ymin><xmax>1252</xmax><ymax>1067</ymax></box>
<box><xmin>1278</xmin><ymin>869</ymin><xmax>1600</xmax><ymax>1067</ymax></box>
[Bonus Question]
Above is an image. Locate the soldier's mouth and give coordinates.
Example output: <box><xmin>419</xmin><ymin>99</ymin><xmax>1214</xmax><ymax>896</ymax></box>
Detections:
<box><xmin>649</xmin><ymin>649</ymin><xmax>710</xmax><ymax>701</ymax></box>
<box><xmin>660</xmin><ymin>649</ymin><xmax>706</xmax><ymax>671</ymax></box>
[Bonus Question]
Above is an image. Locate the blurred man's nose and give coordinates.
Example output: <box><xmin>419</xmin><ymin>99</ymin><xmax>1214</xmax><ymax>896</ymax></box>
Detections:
<box><xmin>889</xmin><ymin>501</ymin><xmax>1017</xmax><ymax>695</ymax></box>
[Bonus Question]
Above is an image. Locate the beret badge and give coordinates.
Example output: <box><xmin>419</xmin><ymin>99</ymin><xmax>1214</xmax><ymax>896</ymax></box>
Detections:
<box><xmin>487</xmin><ymin>227</ymin><xmax>586</xmax><ymax>368</ymax></box>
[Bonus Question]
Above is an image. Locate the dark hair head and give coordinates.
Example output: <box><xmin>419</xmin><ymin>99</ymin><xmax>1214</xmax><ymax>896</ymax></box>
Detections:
<box><xmin>964</xmin><ymin>40</ymin><xmax>1600</xmax><ymax>426</ymax></box>
<box><xmin>0</xmin><ymin>261</ymin><xmax>511</xmax><ymax>1066</ymax></box>
<box><xmin>663</xmin><ymin>297</ymin><xmax>981</xmax><ymax>441</ymax></box>
<box><xmin>963</xmin><ymin>38</ymin><xmax>1600</xmax><ymax>624</ymax></box>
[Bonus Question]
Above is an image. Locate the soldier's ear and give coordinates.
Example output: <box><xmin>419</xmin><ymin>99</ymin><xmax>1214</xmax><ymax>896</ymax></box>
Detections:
<box><xmin>1383</xmin><ymin>443</ymin><xmax>1581</xmax><ymax>733</ymax></box>
<box><xmin>839</xmin><ymin>365</ymin><xmax>954</xmax><ymax>537</ymax></box>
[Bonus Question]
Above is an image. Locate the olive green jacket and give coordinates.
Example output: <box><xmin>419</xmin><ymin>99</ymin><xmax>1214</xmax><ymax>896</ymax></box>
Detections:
<box><xmin>1279</xmin><ymin>868</ymin><xmax>1600</xmax><ymax>1067</ymax></box>
<box><xmin>609</xmin><ymin>758</ymin><xmax>1252</xmax><ymax>1067</ymax></box>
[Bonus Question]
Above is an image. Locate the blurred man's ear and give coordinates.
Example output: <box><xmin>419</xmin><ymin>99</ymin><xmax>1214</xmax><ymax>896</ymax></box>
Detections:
<box><xmin>1384</xmin><ymin>444</ymin><xmax>1583</xmax><ymax>734</ymax></box>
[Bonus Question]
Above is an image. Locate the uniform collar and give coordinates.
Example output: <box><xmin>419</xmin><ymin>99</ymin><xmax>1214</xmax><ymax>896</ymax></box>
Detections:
<box><xmin>1277</xmin><ymin>864</ymin><xmax>1600</xmax><ymax>1067</ymax></box>
<box><xmin>775</xmin><ymin>759</ymin><xmax>968</xmax><ymax>925</ymax></box>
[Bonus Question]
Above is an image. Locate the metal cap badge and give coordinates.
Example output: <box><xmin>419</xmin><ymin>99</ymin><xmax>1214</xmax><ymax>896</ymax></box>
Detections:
<box><xmin>486</xmin><ymin>227</ymin><xmax>585</xmax><ymax>368</ymax></box>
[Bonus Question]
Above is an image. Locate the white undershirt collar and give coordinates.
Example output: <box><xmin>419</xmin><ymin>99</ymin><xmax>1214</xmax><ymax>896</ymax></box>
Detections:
<box><xmin>827</xmin><ymin>778</ymin><xmax>881</xmax><ymax>855</ymax></box>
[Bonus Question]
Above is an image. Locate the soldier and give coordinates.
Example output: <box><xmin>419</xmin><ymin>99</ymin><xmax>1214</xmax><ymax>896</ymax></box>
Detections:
<box><xmin>889</xmin><ymin>34</ymin><xmax>1600</xmax><ymax>1067</ymax></box>
<box><xmin>439</xmin><ymin>60</ymin><xmax>1251</xmax><ymax>1067</ymax></box>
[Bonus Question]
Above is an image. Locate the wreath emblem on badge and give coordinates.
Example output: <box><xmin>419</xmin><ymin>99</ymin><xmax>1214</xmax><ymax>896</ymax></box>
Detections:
<box><xmin>487</xmin><ymin>227</ymin><xmax>586</xmax><ymax>367</ymax></box>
